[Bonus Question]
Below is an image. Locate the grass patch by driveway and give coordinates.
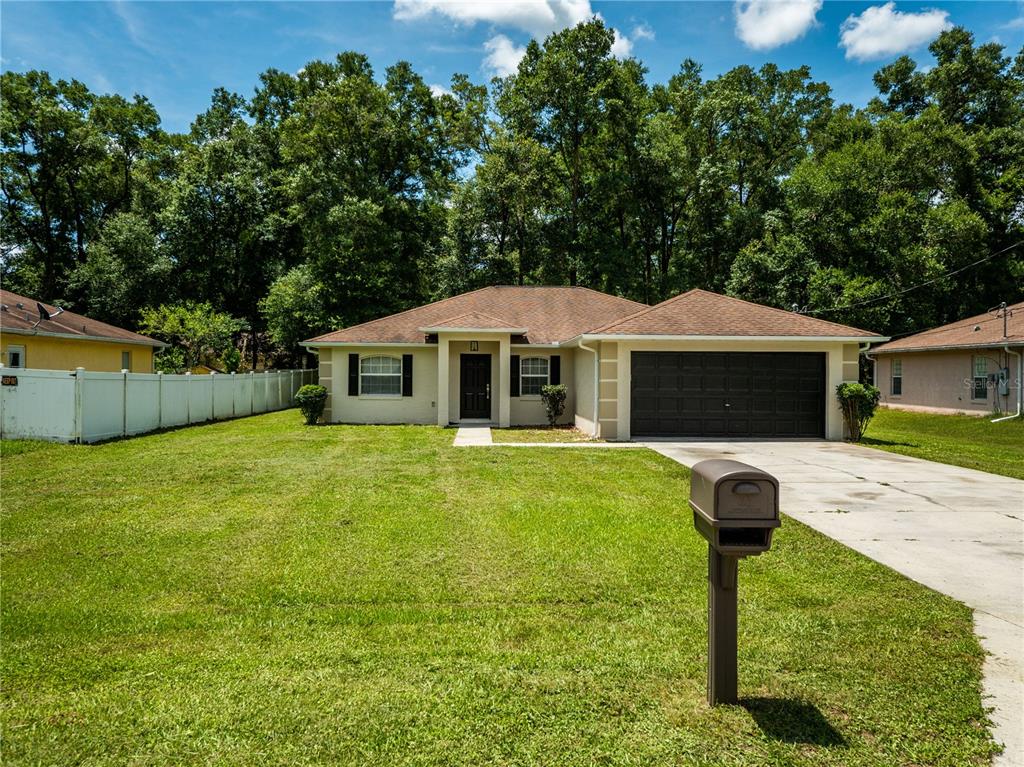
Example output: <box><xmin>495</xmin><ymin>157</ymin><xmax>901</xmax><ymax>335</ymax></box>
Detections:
<box><xmin>863</xmin><ymin>407</ymin><xmax>1024</xmax><ymax>480</ymax></box>
<box><xmin>1</xmin><ymin>412</ymin><xmax>997</xmax><ymax>766</ymax></box>
<box><xmin>492</xmin><ymin>425</ymin><xmax>598</xmax><ymax>443</ymax></box>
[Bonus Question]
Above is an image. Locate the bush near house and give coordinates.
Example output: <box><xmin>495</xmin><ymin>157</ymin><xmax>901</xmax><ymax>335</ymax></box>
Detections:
<box><xmin>836</xmin><ymin>382</ymin><xmax>881</xmax><ymax>442</ymax></box>
<box><xmin>540</xmin><ymin>383</ymin><xmax>567</xmax><ymax>426</ymax></box>
<box><xmin>294</xmin><ymin>384</ymin><xmax>328</xmax><ymax>425</ymax></box>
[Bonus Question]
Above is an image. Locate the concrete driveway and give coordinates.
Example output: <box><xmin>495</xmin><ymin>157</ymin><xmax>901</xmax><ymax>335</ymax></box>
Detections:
<box><xmin>641</xmin><ymin>439</ymin><xmax>1024</xmax><ymax>766</ymax></box>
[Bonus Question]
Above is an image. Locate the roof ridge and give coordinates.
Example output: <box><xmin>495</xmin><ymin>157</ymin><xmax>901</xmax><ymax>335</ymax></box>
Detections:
<box><xmin>305</xmin><ymin>286</ymin><xmax>495</xmax><ymax>342</ymax></box>
<box><xmin>585</xmin><ymin>289</ymin><xmax>697</xmax><ymax>333</ymax></box>
<box><xmin>711</xmin><ymin>291</ymin><xmax>878</xmax><ymax>335</ymax></box>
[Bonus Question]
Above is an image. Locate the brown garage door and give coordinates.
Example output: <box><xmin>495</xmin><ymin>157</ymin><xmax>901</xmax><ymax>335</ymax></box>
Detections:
<box><xmin>630</xmin><ymin>351</ymin><xmax>826</xmax><ymax>438</ymax></box>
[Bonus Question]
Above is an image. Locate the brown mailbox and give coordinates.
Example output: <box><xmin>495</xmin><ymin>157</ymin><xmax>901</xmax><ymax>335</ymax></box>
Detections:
<box><xmin>689</xmin><ymin>458</ymin><xmax>782</xmax><ymax>706</ymax></box>
<box><xmin>690</xmin><ymin>459</ymin><xmax>780</xmax><ymax>556</ymax></box>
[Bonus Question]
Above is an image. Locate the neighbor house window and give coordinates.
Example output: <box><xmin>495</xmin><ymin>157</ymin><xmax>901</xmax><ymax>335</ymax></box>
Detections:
<box><xmin>972</xmin><ymin>356</ymin><xmax>988</xmax><ymax>400</ymax></box>
<box><xmin>891</xmin><ymin>359</ymin><xmax>902</xmax><ymax>396</ymax></box>
<box><xmin>121</xmin><ymin>351</ymin><xmax>131</xmax><ymax>371</ymax></box>
<box><xmin>520</xmin><ymin>357</ymin><xmax>549</xmax><ymax>396</ymax></box>
<box><xmin>360</xmin><ymin>355</ymin><xmax>402</xmax><ymax>395</ymax></box>
<box><xmin>6</xmin><ymin>345</ymin><xmax>25</xmax><ymax>368</ymax></box>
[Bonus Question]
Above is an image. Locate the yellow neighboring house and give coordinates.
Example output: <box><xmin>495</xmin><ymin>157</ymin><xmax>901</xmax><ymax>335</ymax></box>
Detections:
<box><xmin>0</xmin><ymin>289</ymin><xmax>165</xmax><ymax>373</ymax></box>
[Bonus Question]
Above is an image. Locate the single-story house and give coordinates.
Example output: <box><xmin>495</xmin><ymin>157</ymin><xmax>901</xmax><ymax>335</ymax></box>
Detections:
<box><xmin>0</xmin><ymin>289</ymin><xmax>165</xmax><ymax>373</ymax></box>
<box><xmin>303</xmin><ymin>286</ymin><xmax>885</xmax><ymax>440</ymax></box>
<box><xmin>870</xmin><ymin>301</ymin><xmax>1023</xmax><ymax>417</ymax></box>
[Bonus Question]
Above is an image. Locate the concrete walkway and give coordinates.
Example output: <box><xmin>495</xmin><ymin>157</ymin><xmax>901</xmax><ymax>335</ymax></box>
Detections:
<box><xmin>452</xmin><ymin>424</ymin><xmax>494</xmax><ymax>446</ymax></box>
<box><xmin>640</xmin><ymin>439</ymin><xmax>1024</xmax><ymax>766</ymax></box>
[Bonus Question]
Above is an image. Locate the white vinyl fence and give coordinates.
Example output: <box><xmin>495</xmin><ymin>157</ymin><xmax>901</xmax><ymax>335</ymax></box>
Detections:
<box><xmin>0</xmin><ymin>368</ymin><xmax>315</xmax><ymax>443</ymax></box>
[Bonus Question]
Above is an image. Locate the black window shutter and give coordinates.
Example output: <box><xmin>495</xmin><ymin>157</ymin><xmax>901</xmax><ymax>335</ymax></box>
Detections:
<box><xmin>348</xmin><ymin>353</ymin><xmax>359</xmax><ymax>396</ymax></box>
<box><xmin>550</xmin><ymin>355</ymin><xmax>561</xmax><ymax>385</ymax></box>
<box><xmin>402</xmin><ymin>354</ymin><xmax>413</xmax><ymax>397</ymax></box>
<box><xmin>510</xmin><ymin>355</ymin><xmax>520</xmax><ymax>397</ymax></box>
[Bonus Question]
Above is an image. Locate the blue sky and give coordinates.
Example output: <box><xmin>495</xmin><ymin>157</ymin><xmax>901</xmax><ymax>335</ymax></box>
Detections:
<box><xmin>2</xmin><ymin>1</ymin><xmax>1022</xmax><ymax>133</ymax></box>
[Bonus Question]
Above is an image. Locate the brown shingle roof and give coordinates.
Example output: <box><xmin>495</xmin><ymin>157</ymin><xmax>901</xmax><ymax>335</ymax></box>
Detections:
<box><xmin>305</xmin><ymin>286</ymin><xmax>647</xmax><ymax>345</ymax></box>
<box><xmin>418</xmin><ymin>311</ymin><xmax>525</xmax><ymax>331</ymax></box>
<box><xmin>589</xmin><ymin>289</ymin><xmax>883</xmax><ymax>338</ymax></box>
<box><xmin>872</xmin><ymin>301</ymin><xmax>1023</xmax><ymax>353</ymax></box>
<box><xmin>0</xmin><ymin>289</ymin><xmax>164</xmax><ymax>347</ymax></box>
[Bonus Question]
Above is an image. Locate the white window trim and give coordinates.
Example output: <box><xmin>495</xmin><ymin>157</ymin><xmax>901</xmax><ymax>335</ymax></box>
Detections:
<box><xmin>520</xmin><ymin>356</ymin><xmax>549</xmax><ymax>398</ymax></box>
<box><xmin>971</xmin><ymin>356</ymin><xmax>988</xmax><ymax>401</ymax></box>
<box><xmin>359</xmin><ymin>354</ymin><xmax>403</xmax><ymax>397</ymax></box>
<box><xmin>6</xmin><ymin>344</ymin><xmax>25</xmax><ymax>368</ymax></box>
<box><xmin>890</xmin><ymin>358</ymin><xmax>902</xmax><ymax>397</ymax></box>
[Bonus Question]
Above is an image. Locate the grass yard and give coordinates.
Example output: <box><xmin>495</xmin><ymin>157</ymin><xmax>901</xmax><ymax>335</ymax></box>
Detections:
<box><xmin>491</xmin><ymin>425</ymin><xmax>599</xmax><ymax>443</ymax></box>
<box><xmin>1</xmin><ymin>412</ymin><xmax>996</xmax><ymax>766</ymax></box>
<box><xmin>863</xmin><ymin>407</ymin><xmax>1024</xmax><ymax>480</ymax></box>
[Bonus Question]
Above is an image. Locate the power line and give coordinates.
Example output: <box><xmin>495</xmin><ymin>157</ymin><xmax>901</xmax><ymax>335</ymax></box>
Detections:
<box><xmin>797</xmin><ymin>239</ymin><xmax>1023</xmax><ymax>316</ymax></box>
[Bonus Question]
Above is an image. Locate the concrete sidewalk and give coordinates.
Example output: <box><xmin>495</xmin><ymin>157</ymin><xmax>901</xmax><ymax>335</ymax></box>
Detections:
<box><xmin>641</xmin><ymin>439</ymin><xmax>1024</xmax><ymax>766</ymax></box>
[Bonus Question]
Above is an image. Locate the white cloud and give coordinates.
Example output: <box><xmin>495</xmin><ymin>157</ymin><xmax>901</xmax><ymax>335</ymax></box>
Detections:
<box><xmin>610</xmin><ymin>29</ymin><xmax>633</xmax><ymax>58</ymax></box>
<box><xmin>483</xmin><ymin>34</ymin><xmax>527</xmax><ymax>76</ymax></box>
<box><xmin>839</xmin><ymin>2</ymin><xmax>952</xmax><ymax>61</ymax></box>
<box><xmin>632</xmin><ymin>22</ymin><xmax>655</xmax><ymax>41</ymax></box>
<box><xmin>429</xmin><ymin>83</ymin><xmax>452</xmax><ymax>97</ymax></box>
<box><xmin>734</xmin><ymin>0</ymin><xmax>822</xmax><ymax>50</ymax></box>
<box><xmin>394</xmin><ymin>0</ymin><xmax>593</xmax><ymax>38</ymax></box>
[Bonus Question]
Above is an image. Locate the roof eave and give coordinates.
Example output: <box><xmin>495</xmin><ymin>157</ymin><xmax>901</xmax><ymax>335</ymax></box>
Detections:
<box><xmin>872</xmin><ymin>340</ymin><xmax>1024</xmax><ymax>354</ymax></box>
<box><xmin>576</xmin><ymin>333</ymin><xmax>889</xmax><ymax>343</ymax></box>
<box><xmin>1</xmin><ymin>326</ymin><xmax>167</xmax><ymax>348</ymax></box>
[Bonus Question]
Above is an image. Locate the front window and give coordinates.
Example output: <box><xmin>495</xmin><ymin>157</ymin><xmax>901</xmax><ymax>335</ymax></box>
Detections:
<box><xmin>891</xmin><ymin>359</ymin><xmax>902</xmax><ymax>396</ymax></box>
<box><xmin>520</xmin><ymin>357</ymin><xmax>549</xmax><ymax>396</ymax></box>
<box><xmin>360</xmin><ymin>355</ymin><xmax>402</xmax><ymax>395</ymax></box>
<box><xmin>973</xmin><ymin>356</ymin><xmax>988</xmax><ymax>400</ymax></box>
<box><xmin>6</xmin><ymin>345</ymin><xmax>25</xmax><ymax>368</ymax></box>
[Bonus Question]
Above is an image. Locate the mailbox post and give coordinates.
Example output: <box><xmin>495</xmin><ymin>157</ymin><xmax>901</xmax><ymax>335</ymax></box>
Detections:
<box><xmin>689</xmin><ymin>459</ymin><xmax>780</xmax><ymax>706</ymax></box>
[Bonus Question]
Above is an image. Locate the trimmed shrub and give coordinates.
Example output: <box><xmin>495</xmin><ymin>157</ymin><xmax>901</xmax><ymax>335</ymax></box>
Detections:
<box><xmin>836</xmin><ymin>382</ymin><xmax>881</xmax><ymax>441</ymax></box>
<box><xmin>541</xmin><ymin>384</ymin><xmax>568</xmax><ymax>426</ymax></box>
<box><xmin>295</xmin><ymin>384</ymin><xmax>328</xmax><ymax>425</ymax></box>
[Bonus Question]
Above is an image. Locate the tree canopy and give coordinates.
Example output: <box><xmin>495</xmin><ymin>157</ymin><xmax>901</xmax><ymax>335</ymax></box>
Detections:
<box><xmin>2</xmin><ymin>22</ymin><xmax>1021</xmax><ymax>366</ymax></box>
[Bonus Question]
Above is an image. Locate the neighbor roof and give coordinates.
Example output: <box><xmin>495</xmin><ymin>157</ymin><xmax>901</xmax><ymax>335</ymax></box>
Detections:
<box><xmin>305</xmin><ymin>286</ymin><xmax>647</xmax><ymax>345</ymax></box>
<box><xmin>586</xmin><ymin>289</ymin><xmax>883</xmax><ymax>339</ymax></box>
<box><xmin>872</xmin><ymin>301</ymin><xmax>1023</xmax><ymax>354</ymax></box>
<box><xmin>0</xmin><ymin>289</ymin><xmax>165</xmax><ymax>347</ymax></box>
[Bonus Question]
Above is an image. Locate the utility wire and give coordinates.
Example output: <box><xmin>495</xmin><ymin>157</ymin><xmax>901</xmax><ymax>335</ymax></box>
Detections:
<box><xmin>797</xmin><ymin>239</ymin><xmax>1023</xmax><ymax>316</ymax></box>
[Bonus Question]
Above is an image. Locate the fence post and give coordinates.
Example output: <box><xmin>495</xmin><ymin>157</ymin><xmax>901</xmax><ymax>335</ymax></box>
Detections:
<box><xmin>265</xmin><ymin>370</ymin><xmax>270</xmax><ymax>412</ymax></box>
<box><xmin>157</xmin><ymin>371</ymin><xmax>163</xmax><ymax>429</ymax></box>
<box><xmin>121</xmin><ymin>368</ymin><xmax>129</xmax><ymax>437</ymax></box>
<box><xmin>74</xmin><ymin>367</ymin><xmax>85</xmax><ymax>444</ymax></box>
<box><xmin>185</xmin><ymin>371</ymin><xmax>192</xmax><ymax>424</ymax></box>
<box><xmin>230</xmin><ymin>371</ymin><xmax>236</xmax><ymax>417</ymax></box>
<box><xmin>210</xmin><ymin>371</ymin><xmax>217</xmax><ymax>422</ymax></box>
<box><xmin>250</xmin><ymin>370</ymin><xmax>255</xmax><ymax>414</ymax></box>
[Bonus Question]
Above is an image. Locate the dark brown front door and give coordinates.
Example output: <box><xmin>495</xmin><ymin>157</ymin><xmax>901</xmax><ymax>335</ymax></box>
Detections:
<box><xmin>460</xmin><ymin>354</ymin><xmax>491</xmax><ymax>419</ymax></box>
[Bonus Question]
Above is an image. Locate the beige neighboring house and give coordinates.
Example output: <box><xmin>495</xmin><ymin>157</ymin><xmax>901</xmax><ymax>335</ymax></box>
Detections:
<box><xmin>302</xmin><ymin>286</ymin><xmax>885</xmax><ymax>440</ymax></box>
<box><xmin>870</xmin><ymin>301</ymin><xmax>1023</xmax><ymax>417</ymax></box>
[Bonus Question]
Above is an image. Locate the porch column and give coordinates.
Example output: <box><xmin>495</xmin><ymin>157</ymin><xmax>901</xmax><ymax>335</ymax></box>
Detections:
<box><xmin>498</xmin><ymin>335</ymin><xmax>511</xmax><ymax>427</ymax></box>
<box><xmin>437</xmin><ymin>335</ymin><xmax>450</xmax><ymax>426</ymax></box>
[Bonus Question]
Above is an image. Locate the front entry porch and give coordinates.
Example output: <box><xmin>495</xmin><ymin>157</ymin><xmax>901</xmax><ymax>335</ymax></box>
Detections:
<box><xmin>432</xmin><ymin>330</ymin><xmax>514</xmax><ymax>427</ymax></box>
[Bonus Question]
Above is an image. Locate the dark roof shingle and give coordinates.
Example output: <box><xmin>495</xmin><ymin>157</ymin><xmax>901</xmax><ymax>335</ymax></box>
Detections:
<box><xmin>872</xmin><ymin>301</ymin><xmax>1023</xmax><ymax>353</ymax></box>
<box><xmin>589</xmin><ymin>289</ymin><xmax>882</xmax><ymax>338</ymax></box>
<box><xmin>306</xmin><ymin>286</ymin><xmax>647</xmax><ymax>345</ymax></box>
<box><xmin>0</xmin><ymin>290</ymin><xmax>164</xmax><ymax>347</ymax></box>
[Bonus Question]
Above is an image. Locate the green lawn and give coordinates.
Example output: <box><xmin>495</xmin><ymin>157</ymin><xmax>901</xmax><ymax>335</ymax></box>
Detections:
<box><xmin>863</xmin><ymin>407</ymin><xmax>1024</xmax><ymax>480</ymax></box>
<box><xmin>492</xmin><ymin>425</ymin><xmax>599</xmax><ymax>443</ymax></box>
<box><xmin>1</xmin><ymin>412</ymin><xmax>996</xmax><ymax>766</ymax></box>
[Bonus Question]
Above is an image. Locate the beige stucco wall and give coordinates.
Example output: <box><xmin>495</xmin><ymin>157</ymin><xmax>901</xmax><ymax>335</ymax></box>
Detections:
<box><xmin>610</xmin><ymin>339</ymin><xmax>855</xmax><ymax>441</ymax></box>
<box><xmin>324</xmin><ymin>346</ymin><xmax>439</xmax><ymax>424</ymax></box>
<box><xmin>509</xmin><ymin>348</ymin><xmax>575</xmax><ymax>426</ymax></box>
<box><xmin>875</xmin><ymin>348</ymin><xmax>1020</xmax><ymax>415</ymax></box>
<box><xmin>573</xmin><ymin>346</ymin><xmax>597</xmax><ymax>434</ymax></box>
